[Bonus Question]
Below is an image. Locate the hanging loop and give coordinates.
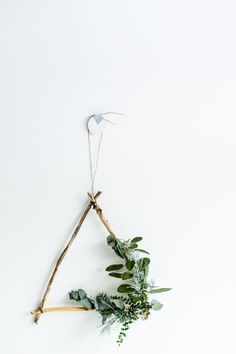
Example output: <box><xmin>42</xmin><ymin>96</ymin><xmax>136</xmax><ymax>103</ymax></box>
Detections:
<box><xmin>87</xmin><ymin>112</ymin><xmax>125</xmax><ymax>195</ymax></box>
<box><xmin>87</xmin><ymin>112</ymin><xmax>125</xmax><ymax>135</ymax></box>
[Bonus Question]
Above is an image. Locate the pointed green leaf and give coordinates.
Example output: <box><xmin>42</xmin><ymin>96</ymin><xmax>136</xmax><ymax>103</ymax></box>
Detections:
<box><xmin>136</xmin><ymin>249</ymin><xmax>150</xmax><ymax>255</ymax></box>
<box><xmin>117</xmin><ymin>284</ymin><xmax>135</xmax><ymax>293</ymax></box>
<box><xmin>109</xmin><ymin>272</ymin><xmax>122</xmax><ymax>278</ymax></box>
<box><xmin>116</xmin><ymin>242</ymin><xmax>126</xmax><ymax>258</ymax></box>
<box><xmin>137</xmin><ymin>257</ymin><xmax>150</xmax><ymax>278</ymax></box>
<box><xmin>129</xmin><ymin>243</ymin><xmax>138</xmax><ymax>249</ymax></box>
<box><xmin>121</xmin><ymin>272</ymin><xmax>133</xmax><ymax>280</ymax></box>
<box><xmin>106</xmin><ymin>264</ymin><xmax>124</xmax><ymax>271</ymax></box>
<box><xmin>125</xmin><ymin>260</ymin><xmax>135</xmax><ymax>271</ymax></box>
<box><xmin>131</xmin><ymin>237</ymin><xmax>143</xmax><ymax>243</ymax></box>
<box><xmin>143</xmin><ymin>257</ymin><xmax>150</xmax><ymax>266</ymax></box>
<box><xmin>137</xmin><ymin>257</ymin><xmax>150</xmax><ymax>269</ymax></box>
<box><xmin>150</xmin><ymin>288</ymin><xmax>172</xmax><ymax>294</ymax></box>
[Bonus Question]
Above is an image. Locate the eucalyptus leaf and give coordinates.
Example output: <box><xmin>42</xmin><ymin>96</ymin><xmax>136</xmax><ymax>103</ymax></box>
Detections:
<box><xmin>125</xmin><ymin>260</ymin><xmax>135</xmax><ymax>271</ymax></box>
<box><xmin>106</xmin><ymin>264</ymin><xmax>124</xmax><ymax>272</ymax></box>
<box><xmin>69</xmin><ymin>289</ymin><xmax>87</xmax><ymax>301</ymax></box>
<box><xmin>109</xmin><ymin>272</ymin><xmax>122</xmax><ymax>278</ymax></box>
<box><xmin>80</xmin><ymin>297</ymin><xmax>94</xmax><ymax>309</ymax></box>
<box><xmin>69</xmin><ymin>289</ymin><xmax>94</xmax><ymax>309</ymax></box>
<box><xmin>68</xmin><ymin>233</ymin><xmax>171</xmax><ymax>346</ymax></box>
<box><xmin>131</xmin><ymin>237</ymin><xmax>143</xmax><ymax>243</ymax></box>
<box><xmin>151</xmin><ymin>299</ymin><xmax>163</xmax><ymax>311</ymax></box>
<box><xmin>69</xmin><ymin>290</ymin><xmax>80</xmax><ymax>301</ymax></box>
<box><xmin>150</xmin><ymin>288</ymin><xmax>172</xmax><ymax>294</ymax></box>
<box><xmin>78</xmin><ymin>289</ymin><xmax>87</xmax><ymax>299</ymax></box>
<box><xmin>121</xmin><ymin>272</ymin><xmax>133</xmax><ymax>280</ymax></box>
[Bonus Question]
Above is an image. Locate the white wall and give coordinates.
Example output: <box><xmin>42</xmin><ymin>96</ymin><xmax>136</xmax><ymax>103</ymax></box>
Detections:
<box><xmin>0</xmin><ymin>1</ymin><xmax>236</xmax><ymax>353</ymax></box>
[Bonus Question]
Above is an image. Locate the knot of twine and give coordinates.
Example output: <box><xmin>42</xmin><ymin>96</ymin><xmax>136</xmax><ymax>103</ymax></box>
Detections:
<box><xmin>88</xmin><ymin>192</ymin><xmax>102</xmax><ymax>212</ymax></box>
<box><xmin>87</xmin><ymin>192</ymin><xmax>115</xmax><ymax>239</ymax></box>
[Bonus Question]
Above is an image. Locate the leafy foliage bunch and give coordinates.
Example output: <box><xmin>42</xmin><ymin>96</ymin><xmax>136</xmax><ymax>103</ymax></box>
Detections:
<box><xmin>69</xmin><ymin>235</ymin><xmax>171</xmax><ymax>345</ymax></box>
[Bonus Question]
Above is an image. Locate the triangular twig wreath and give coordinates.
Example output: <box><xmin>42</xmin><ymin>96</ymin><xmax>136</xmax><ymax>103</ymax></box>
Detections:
<box><xmin>32</xmin><ymin>192</ymin><xmax>171</xmax><ymax>344</ymax></box>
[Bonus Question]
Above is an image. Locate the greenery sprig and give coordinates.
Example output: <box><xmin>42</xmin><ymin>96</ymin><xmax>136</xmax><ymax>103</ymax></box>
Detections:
<box><xmin>69</xmin><ymin>235</ymin><xmax>171</xmax><ymax>345</ymax></box>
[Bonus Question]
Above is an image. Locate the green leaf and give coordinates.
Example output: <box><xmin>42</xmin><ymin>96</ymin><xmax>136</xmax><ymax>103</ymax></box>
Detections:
<box><xmin>80</xmin><ymin>297</ymin><xmax>94</xmax><ymax>309</ymax></box>
<box><xmin>69</xmin><ymin>289</ymin><xmax>94</xmax><ymax>309</ymax></box>
<box><xmin>150</xmin><ymin>288</ymin><xmax>172</xmax><ymax>294</ymax></box>
<box><xmin>69</xmin><ymin>290</ymin><xmax>80</xmax><ymax>301</ymax></box>
<box><xmin>143</xmin><ymin>257</ymin><xmax>150</xmax><ymax>266</ymax></box>
<box><xmin>106</xmin><ymin>264</ymin><xmax>124</xmax><ymax>271</ymax></box>
<box><xmin>137</xmin><ymin>258</ymin><xmax>150</xmax><ymax>278</ymax></box>
<box><xmin>107</xmin><ymin>235</ymin><xmax>116</xmax><ymax>247</ymax></box>
<box><xmin>112</xmin><ymin>298</ymin><xmax>125</xmax><ymax>309</ymax></box>
<box><xmin>131</xmin><ymin>237</ymin><xmax>143</xmax><ymax>243</ymax></box>
<box><xmin>137</xmin><ymin>257</ymin><xmax>150</xmax><ymax>269</ymax></box>
<box><xmin>78</xmin><ymin>289</ymin><xmax>87</xmax><ymax>299</ymax></box>
<box><xmin>116</xmin><ymin>242</ymin><xmax>126</xmax><ymax>258</ymax></box>
<box><xmin>136</xmin><ymin>249</ymin><xmax>150</xmax><ymax>255</ymax></box>
<box><xmin>109</xmin><ymin>272</ymin><xmax>122</xmax><ymax>278</ymax></box>
<box><xmin>107</xmin><ymin>237</ymin><xmax>126</xmax><ymax>259</ymax></box>
<box><xmin>96</xmin><ymin>295</ymin><xmax>113</xmax><ymax>310</ymax></box>
<box><xmin>117</xmin><ymin>284</ymin><xmax>135</xmax><ymax>293</ymax></box>
<box><xmin>125</xmin><ymin>260</ymin><xmax>135</xmax><ymax>271</ymax></box>
<box><xmin>69</xmin><ymin>289</ymin><xmax>87</xmax><ymax>301</ymax></box>
<box><xmin>131</xmin><ymin>295</ymin><xmax>143</xmax><ymax>302</ymax></box>
<box><xmin>121</xmin><ymin>272</ymin><xmax>133</xmax><ymax>280</ymax></box>
<box><xmin>129</xmin><ymin>243</ymin><xmax>138</xmax><ymax>249</ymax></box>
<box><xmin>151</xmin><ymin>299</ymin><xmax>163</xmax><ymax>311</ymax></box>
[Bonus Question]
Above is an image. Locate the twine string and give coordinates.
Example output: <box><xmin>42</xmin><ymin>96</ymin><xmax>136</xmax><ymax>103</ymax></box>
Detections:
<box><xmin>87</xmin><ymin>112</ymin><xmax>125</xmax><ymax>195</ymax></box>
<box><xmin>88</xmin><ymin>130</ymin><xmax>103</xmax><ymax>195</ymax></box>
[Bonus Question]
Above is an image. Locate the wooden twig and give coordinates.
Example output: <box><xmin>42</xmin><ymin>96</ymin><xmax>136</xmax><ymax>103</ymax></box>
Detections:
<box><xmin>32</xmin><ymin>307</ymin><xmax>95</xmax><ymax>315</ymax></box>
<box><xmin>32</xmin><ymin>191</ymin><xmax>102</xmax><ymax>324</ymax></box>
<box><xmin>88</xmin><ymin>192</ymin><xmax>116</xmax><ymax>238</ymax></box>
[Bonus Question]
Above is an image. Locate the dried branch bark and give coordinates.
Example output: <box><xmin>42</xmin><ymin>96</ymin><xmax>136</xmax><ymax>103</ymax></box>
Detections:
<box><xmin>32</xmin><ymin>307</ymin><xmax>95</xmax><ymax>315</ymax></box>
<box><xmin>87</xmin><ymin>192</ymin><xmax>116</xmax><ymax>238</ymax></box>
<box><xmin>32</xmin><ymin>191</ymin><xmax>102</xmax><ymax>323</ymax></box>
